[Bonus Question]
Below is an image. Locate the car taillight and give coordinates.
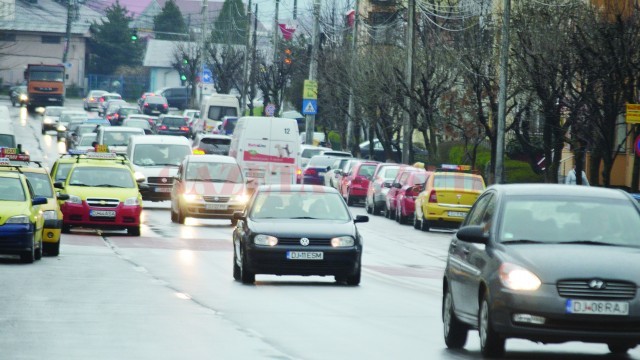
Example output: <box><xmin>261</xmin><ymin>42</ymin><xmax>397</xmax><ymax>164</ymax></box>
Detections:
<box><xmin>158</xmin><ymin>125</ymin><xmax>167</xmax><ymax>130</ymax></box>
<box><xmin>99</xmin><ymin>98</ymin><xmax>104</xmax><ymax>102</ymax></box>
<box><xmin>180</xmin><ymin>126</ymin><xmax>189</xmax><ymax>131</ymax></box>
<box><xmin>106</xmin><ymin>115</ymin><xmax>112</xmax><ymax>120</ymax></box>
<box><xmin>193</xmin><ymin>148</ymin><xmax>205</xmax><ymax>155</ymax></box>
<box><xmin>163</xmin><ymin>104</ymin><xmax>168</xmax><ymax>108</ymax></box>
<box><xmin>429</xmin><ymin>190</ymin><xmax>437</xmax><ymax>203</ymax></box>
<box><xmin>144</xmin><ymin>103</ymin><xmax>149</xmax><ymax>107</ymax></box>
<box><xmin>304</xmin><ymin>168</ymin><xmax>317</xmax><ymax>176</ymax></box>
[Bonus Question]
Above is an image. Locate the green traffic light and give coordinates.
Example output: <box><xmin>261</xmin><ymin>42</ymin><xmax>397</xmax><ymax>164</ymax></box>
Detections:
<box><xmin>180</xmin><ymin>74</ymin><xmax>187</xmax><ymax>81</ymax></box>
<box><xmin>182</xmin><ymin>58</ymin><xmax>188</xmax><ymax>65</ymax></box>
<box><xmin>131</xmin><ymin>35</ymin><xmax>138</xmax><ymax>41</ymax></box>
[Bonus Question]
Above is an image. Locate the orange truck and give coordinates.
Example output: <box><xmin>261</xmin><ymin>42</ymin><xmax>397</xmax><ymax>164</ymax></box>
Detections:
<box><xmin>24</xmin><ymin>64</ymin><xmax>65</xmax><ymax>109</ymax></box>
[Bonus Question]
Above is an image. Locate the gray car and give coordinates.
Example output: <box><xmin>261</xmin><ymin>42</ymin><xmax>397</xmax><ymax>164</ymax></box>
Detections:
<box><xmin>443</xmin><ymin>184</ymin><xmax>640</xmax><ymax>357</ymax></box>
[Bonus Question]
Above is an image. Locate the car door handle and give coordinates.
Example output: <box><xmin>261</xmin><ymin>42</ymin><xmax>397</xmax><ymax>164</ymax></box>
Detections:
<box><xmin>462</xmin><ymin>247</ymin><xmax>470</xmax><ymax>254</ymax></box>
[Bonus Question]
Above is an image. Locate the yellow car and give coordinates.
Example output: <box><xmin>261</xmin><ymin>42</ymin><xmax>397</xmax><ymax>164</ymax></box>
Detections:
<box><xmin>54</xmin><ymin>152</ymin><xmax>146</xmax><ymax>236</ymax></box>
<box><xmin>0</xmin><ymin>168</ymin><xmax>47</xmax><ymax>263</ymax></box>
<box><xmin>415</xmin><ymin>170</ymin><xmax>485</xmax><ymax>232</ymax></box>
<box><xmin>19</xmin><ymin>163</ymin><xmax>69</xmax><ymax>256</ymax></box>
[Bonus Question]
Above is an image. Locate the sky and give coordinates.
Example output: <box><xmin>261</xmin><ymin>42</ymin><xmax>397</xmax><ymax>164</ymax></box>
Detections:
<box><xmin>253</xmin><ymin>0</ymin><xmax>353</xmax><ymax>30</ymax></box>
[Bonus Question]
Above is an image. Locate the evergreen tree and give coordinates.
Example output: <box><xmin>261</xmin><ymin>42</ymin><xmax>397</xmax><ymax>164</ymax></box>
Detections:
<box><xmin>211</xmin><ymin>0</ymin><xmax>247</xmax><ymax>45</ymax></box>
<box><xmin>88</xmin><ymin>1</ymin><xmax>143</xmax><ymax>74</ymax></box>
<box><xmin>153</xmin><ymin>0</ymin><xmax>188</xmax><ymax>40</ymax></box>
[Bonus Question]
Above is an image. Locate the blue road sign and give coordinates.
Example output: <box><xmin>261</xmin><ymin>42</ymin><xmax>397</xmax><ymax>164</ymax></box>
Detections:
<box><xmin>202</xmin><ymin>69</ymin><xmax>213</xmax><ymax>84</ymax></box>
<box><xmin>302</xmin><ymin>99</ymin><xmax>317</xmax><ymax>115</ymax></box>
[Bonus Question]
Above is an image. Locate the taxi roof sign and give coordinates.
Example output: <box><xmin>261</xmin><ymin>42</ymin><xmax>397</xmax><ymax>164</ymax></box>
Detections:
<box><xmin>85</xmin><ymin>151</ymin><xmax>118</xmax><ymax>159</ymax></box>
<box><xmin>0</xmin><ymin>148</ymin><xmax>30</xmax><ymax>162</ymax></box>
<box><xmin>0</xmin><ymin>157</ymin><xmax>12</xmax><ymax>166</ymax></box>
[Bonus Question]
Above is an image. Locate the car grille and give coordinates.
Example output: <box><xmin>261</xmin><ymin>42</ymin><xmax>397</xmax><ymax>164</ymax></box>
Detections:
<box><xmin>147</xmin><ymin>177</ymin><xmax>172</xmax><ymax>185</ymax></box>
<box><xmin>203</xmin><ymin>196</ymin><xmax>230</xmax><ymax>203</ymax></box>
<box><xmin>277</xmin><ymin>238</ymin><xmax>332</xmax><ymax>246</ymax></box>
<box><xmin>557</xmin><ymin>279</ymin><xmax>636</xmax><ymax>300</ymax></box>
<box><xmin>86</xmin><ymin>198</ymin><xmax>120</xmax><ymax>208</ymax></box>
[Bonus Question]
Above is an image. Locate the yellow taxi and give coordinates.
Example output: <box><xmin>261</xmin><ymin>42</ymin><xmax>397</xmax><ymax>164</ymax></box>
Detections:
<box><xmin>415</xmin><ymin>165</ymin><xmax>485</xmax><ymax>232</ymax></box>
<box><xmin>0</xmin><ymin>160</ymin><xmax>47</xmax><ymax>263</ymax></box>
<box><xmin>54</xmin><ymin>152</ymin><xmax>146</xmax><ymax>236</ymax></box>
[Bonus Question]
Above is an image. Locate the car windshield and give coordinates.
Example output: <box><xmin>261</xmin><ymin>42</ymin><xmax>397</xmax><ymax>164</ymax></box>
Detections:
<box><xmin>68</xmin><ymin>167</ymin><xmax>135</xmax><ymax>188</ymax></box>
<box><xmin>132</xmin><ymin>144</ymin><xmax>191</xmax><ymax>166</ymax></box>
<box><xmin>357</xmin><ymin>164</ymin><xmax>377</xmax><ymax>177</ymax></box>
<box><xmin>379</xmin><ymin>166</ymin><xmax>399</xmax><ymax>180</ymax></box>
<box><xmin>200</xmin><ymin>137</ymin><xmax>230</xmax><ymax>146</ymax></box>
<box><xmin>251</xmin><ymin>192</ymin><xmax>350</xmax><ymax>221</ymax></box>
<box><xmin>409</xmin><ymin>172</ymin><xmax>427</xmax><ymax>185</ymax></box>
<box><xmin>185</xmin><ymin>162</ymin><xmax>243</xmax><ymax>183</ymax></box>
<box><xmin>308</xmin><ymin>157</ymin><xmax>336</xmax><ymax>168</ymax></box>
<box><xmin>433</xmin><ymin>173</ymin><xmax>484</xmax><ymax>191</ymax></box>
<box><xmin>24</xmin><ymin>172</ymin><xmax>54</xmax><ymax>198</ymax></box>
<box><xmin>208</xmin><ymin>106</ymin><xmax>237</xmax><ymax>120</ymax></box>
<box><xmin>146</xmin><ymin>96</ymin><xmax>166</xmax><ymax>104</ymax></box>
<box><xmin>79</xmin><ymin>134</ymin><xmax>96</xmax><ymax>146</ymax></box>
<box><xmin>76</xmin><ymin>126</ymin><xmax>96</xmax><ymax>136</ymax></box>
<box><xmin>103</xmin><ymin>131</ymin><xmax>141</xmax><ymax>146</ymax></box>
<box><xmin>0</xmin><ymin>134</ymin><xmax>15</xmax><ymax>147</ymax></box>
<box><xmin>499</xmin><ymin>196</ymin><xmax>640</xmax><ymax>247</ymax></box>
<box><xmin>301</xmin><ymin>148</ymin><xmax>325</xmax><ymax>159</ymax></box>
<box><xmin>0</xmin><ymin>177</ymin><xmax>25</xmax><ymax>201</ymax></box>
<box><xmin>54</xmin><ymin>163</ymin><xmax>73</xmax><ymax>182</ymax></box>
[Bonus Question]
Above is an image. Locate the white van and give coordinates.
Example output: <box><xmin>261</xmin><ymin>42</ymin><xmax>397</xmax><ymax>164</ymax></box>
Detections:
<box><xmin>199</xmin><ymin>93</ymin><xmax>239</xmax><ymax>133</ymax></box>
<box><xmin>126</xmin><ymin>135</ymin><xmax>192</xmax><ymax>201</ymax></box>
<box><xmin>96</xmin><ymin>126</ymin><xmax>145</xmax><ymax>154</ymax></box>
<box><xmin>229</xmin><ymin>116</ymin><xmax>300</xmax><ymax>188</ymax></box>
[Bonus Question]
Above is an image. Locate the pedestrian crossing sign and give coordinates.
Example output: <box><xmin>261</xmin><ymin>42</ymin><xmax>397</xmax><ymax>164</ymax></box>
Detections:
<box><xmin>302</xmin><ymin>99</ymin><xmax>317</xmax><ymax>115</ymax></box>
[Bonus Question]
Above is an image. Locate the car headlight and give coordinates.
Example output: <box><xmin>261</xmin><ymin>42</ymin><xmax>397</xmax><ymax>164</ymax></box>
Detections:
<box><xmin>331</xmin><ymin>236</ymin><xmax>355</xmax><ymax>247</ymax></box>
<box><xmin>232</xmin><ymin>194</ymin><xmax>249</xmax><ymax>204</ymax></box>
<box><xmin>499</xmin><ymin>263</ymin><xmax>541</xmax><ymax>291</ymax></box>
<box><xmin>19</xmin><ymin>94</ymin><xmax>28</xmax><ymax>101</ymax></box>
<box><xmin>57</xmin><ymin>124</ymin><xmax>66</xmax><ymax>132</ymax></box>
<box><xmin>134</xmin><ymin>171</ymin><xmax>146</xmax><ymax>182</ymax></box>
<box><xmin>254</xmin><ymin>234</ymin><xmax>278</xmax><ymax>246</ymax></box>
<box><xmin>43</xmin><ymin>117</ymin><xmax>53</xmax><ymax>124</ymax></box>
<box><xmin>124</xmin><ymin>197</ymin><xmax>140</xmax><ymax>206</ymax></box>
<box><xmin>6</xmin><ymin>215</ymin><xmax>29</xmax><ymax>224</ymax></box>
<box><xmin>42</xmin><ymin>210</ymin><xmax>58</xmax><ymax>220</ymax></box>
<box><xmin>66</xmin><ymin>195</ymin><xmax>82</xmax><ymax>204</ymax></box>
<box><xmin>182</xmin><ymin>193</ymin><xmax>203</xmax><ymax>202</ymax></box>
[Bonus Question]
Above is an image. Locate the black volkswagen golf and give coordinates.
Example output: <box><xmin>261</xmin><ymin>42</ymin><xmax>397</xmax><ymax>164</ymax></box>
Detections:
<box><xmin>232</xmin><ymin>185</ymin><xmax>368</xmax><ymax>285</ymax></box>
<box><xmin>443</xmin><ymin>184</ymin><xmax>640</xmax><ymax>357</ymax></box>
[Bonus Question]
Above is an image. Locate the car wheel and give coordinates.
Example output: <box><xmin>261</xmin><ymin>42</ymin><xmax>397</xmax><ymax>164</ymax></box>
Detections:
<box><xmin>365</xmin><ymin>199</ymin><xmax>372</xmax><ymax>214</ymax></box>
<box><xmin>413</xmin><ymin>213</ymin><xmax>421</xmax><ymax>230</ymax></box>
<box><xmin>443</xmin><ymin>287</ymin><xmax>468</xmax><ymax>349</ymax></box>
<box><xmin>345</xmin><ymin>262</ymin><xmax>361</xmax><ymax>286</ymax></box>
<box><xmin>608</xmin><ymin>342</ymin><xmax>635</xmax><ymax>354</ymax></box>
<box><xmin>479</xmin><ymin>292</ymin><xmax>505</xmax><ymax>358</ymax></box>
<box><xmin>128</xmin><ymin>226</ymin><xmax>141</xmax><ymax>236</ymax></box>
<box><xmin>41</xmin><ymin>127</ymin><xmax>46</xmax><ymax>135</ymax></box>
<box><xmin>421</xmin><ymin>215</ymin><xmax>431</xmax><ymax>232</ymax></box>
<box><xmin>399</xmin><ymin>208</ymin><xmax>408</xmax><ymax>225</ymax></box>
<box><xmin>34</xmin><ymin>238</ymin><xmax>42</xmax><ymax>260</ymax></box>
<box><xmin>372</xmin><ymin>201</ymin><xmax>381</xmax><ymax>216</ymax></box>
<box><xmin>233</xmin><ymin>246</ymin><xmax>241</xmax><ymax>281</ymax></box>
<box><xmin>20</xmin><ymin>233</ymin><xmax>35</xmax><ymax>264</ymax></box>
<box><xmin>395</xmin><ymin>207</ymin><xmax>401</xmax><ymax>223</ymax></box>
<box><xmin>240</xmin><ymin>248</ymin><xmax>255</xmax><ymax>284</ymax></box>
<box><xmin>347</xmin><ymin>190</ymin><xmax>354</xmax><ymax>206</ymax></box>
<box><xmin>231</xmin><ymin>218</ymin><xmax>238</xmax><ymax>226</ymax></box>
<box><xmin>61</xmin><ymin>223</ymin><xmax>71</xmax><ymax>234</ymax></box>
<box><xmin>385</xmin><ymin>206</ymin><xmax>392</xmax><ymax>219</ymax></box>
<box><xmin>177</xmin><ymin>207</ymin><xmax>186</xmax><ymax>224</ymax></box>
<box><xmin>44</xmin><ymin>241</ymin><xmax>60</xmax><ymax>257</ymax></box>
<box><xmin>170</xmin><ymin>207</ymin><xmax>177</xmax><ymax>223</ymax></box>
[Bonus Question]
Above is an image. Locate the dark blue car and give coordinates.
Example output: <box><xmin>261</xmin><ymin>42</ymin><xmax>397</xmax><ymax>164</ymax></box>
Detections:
<box><xmin>302</xmin><ymin>155</ymin><xmax>338</xmax><ymax>185</ymax></box>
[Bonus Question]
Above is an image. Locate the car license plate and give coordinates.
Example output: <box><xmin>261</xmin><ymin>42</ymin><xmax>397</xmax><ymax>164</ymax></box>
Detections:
<box><xmin>247</xmin><ymin>171</ymin><xmax>265</xmax><ymax>178</ymax></box>
<box><xmin>205</xmin><ymin>203</ymin><xmax>228</xmax><ymax>210</ymax></box>
<box><xmin>154</xmin><ymin>187</ymin><xmax>172</xmax><ymax>193</ymax></box>
<box><xmin>566</xmin><ymin>299</ymin><xmax>629</xmax><ymax>316</ymax></box>
<box><xmin>286</xmin><ymin>251</ymin><xmax>324</xmax><ymax>260</ymax></box>
<box><xmin>169</xmin><ymin>127</ymin><xmax>178</xmax><ymax>130</ymax></box>
<box><xmin>318</xmin><ymin>172</ymin><xmax>325</xmax><ymax>176</ymax></box>
<box><xmin>448</xmin><ymin>211</ymin><xmax>466</xmax><ymax>218</ymax></box>
<box><xmin>90</xmin><ymin>210</ymin><xmax>116</xmax><ymax>217</ymax></box>
<box><xmin>49</xmin><ymin>98</ymin><xmax>57</xmax><ymax>101</ymax></box>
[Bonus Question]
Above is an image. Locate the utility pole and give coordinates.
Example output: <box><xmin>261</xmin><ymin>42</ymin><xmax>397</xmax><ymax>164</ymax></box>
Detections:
<box><xmin>495</xmin><ymin>0</ymin><xmax>510</xmax><ymax>184</ymax></box>
<box><xmin>249</xmin><ymin>4</ymin><xmax>258</xmax><ymax>116</ymax></box>
<box><xmin>199</xmin><ymin>0</ymin><xmax>208</xmax><ymax>109</ymax></box>
<box><xmin>304</xmin><ymin>0</ymin><xmax>321</xmax><ymax>145</ymax></box>
<box><xmin>240</xmin><ymin>0</ymin><xmax>252</xmax><ymax>113</ymax></box>
<box><xmin>346</xmin><ymin>0</ymin><xmax>359</xmax><ymax>152</ymax></box>
<box><xmin>273</xmin><ymin>0</ymin><xmax>280</xmax><ymax>64</ymax></box>
<box><xmin>62</xmin><ymin>0</ymin><xmax>76</xmax><ymax>63</ymax></box>
<box><xmin>402</xmin><ymin>0</ymin><xmax>415</xmax><ymax>165</ymax></box>
<box><xmin>293</xmin><ymin>0</ymin><xmax>298</xmax><ymax>20</ymax></box>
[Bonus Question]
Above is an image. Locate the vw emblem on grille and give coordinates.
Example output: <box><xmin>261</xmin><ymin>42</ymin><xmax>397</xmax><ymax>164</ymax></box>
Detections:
<box><xmin>588</xmin><ymin>279</ymin><xmax>606</xmax><ymax>290</ymax></box>
<box><xmin>161</xmin><ymin>178</ymin><xmax>167</xmax><ymax>183</ymax></box>
<box><xmin>100</xmin><ymin>200</ymin><xmax>106</xmax><ymax>205</ymax></box>
<box><xmin>300</xmin><ymin>238</ymin><xmax>310</xmax><ymax>246</ymax></box>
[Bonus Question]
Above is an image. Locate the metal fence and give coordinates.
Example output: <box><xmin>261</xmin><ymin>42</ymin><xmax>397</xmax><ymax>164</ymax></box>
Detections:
<box><xmin>86</xmin><ymin>74</ymin><xmax>149</xmax><ymax>100</ymax></box>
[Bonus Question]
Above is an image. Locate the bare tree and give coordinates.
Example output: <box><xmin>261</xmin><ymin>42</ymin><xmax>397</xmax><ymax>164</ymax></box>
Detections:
<box><xmin>171</xmin><ymin>42</ymin><xmax>201</xmax><ymax>108</ymax></box>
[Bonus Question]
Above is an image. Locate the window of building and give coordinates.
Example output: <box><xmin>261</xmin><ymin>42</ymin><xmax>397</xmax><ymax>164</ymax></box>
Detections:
<box><xmin>41</xmin><ymin>36</ymin><xmax>61</xmax><ymax>44</ymax></box>
<box><xmin>0</xmin><ymin>33</ymin><xmax>16</xmax><ymax>42</ymax></box>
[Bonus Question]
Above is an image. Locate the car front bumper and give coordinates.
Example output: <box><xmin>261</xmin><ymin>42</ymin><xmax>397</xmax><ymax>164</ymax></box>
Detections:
<box><xmin>0</xmin><ymin>224</ymin><xmax>35</xmax><ymax>254</ymax></box>
<box><xmin>181</xmin><ymin>200</ymin><xmax>246</xmax><ymax>220</ymax></box>
<box><xmin>43</xmin><ymin>219</ymin><xmax>62</xmax><ymax>244</ymax></box>
<box><xmin>490</xmin><ymin>284</ymin><xmax>640</xmax><ymax>344</ymax></box>
<box><xmin>246</xmin><ymin>245</ymin><xmax>361</xmax><ymax>276</ymax></box>
<box><xmin>61</xmin><ymin>201</ymin><xmax>141</xmax><ymax>229</ymax></box>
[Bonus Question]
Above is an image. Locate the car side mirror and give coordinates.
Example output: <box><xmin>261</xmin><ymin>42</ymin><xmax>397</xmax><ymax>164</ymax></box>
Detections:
<box><xmin>354</xmin><ymin>215</ymin><xmax>369</xmax><ymax>223</ymax></box>
<box><xmin>54</xmin><ymin>181</ymin><xmax>64</xmax><ymax>189</ymax></box>
<box><xmin>138</xmin><ymin>183</ymin><xmax>150</xmax><ymax>191</ymax></box>
<box><xmin>383</xmin><ymin>181</ymin><xmax>392</xmax><ymax>188</ymax></box>
<box><xmin>456</xmin><ymin>225</ymin><xmax>488</xmax><ymax>244</ymax></box>
<box><xmin>334</xmin><ymin>169</ymin><xmax>342</xmax><ymax>175</ymax></box>
<box><xmin>57</xmin><ymin>193</ymin><xmax>70</xmax><ymax>201</ymax></box>
<box><xmin>326</xmin><ymin>166</ymin><xmax>331</xmax><ymax>171</ymax></box>
<box><xmin>393</xmin><ymin>182</ymin><xmax>402</xmax><ymax>189</ymax></box>
<box><xmin>233</xmin><ymin>211</ymin><xmax>246</xmax><ymax>221</ymax></box>
<box><xmin>32</xmin><ymin>196</ymin><xmax>47</xmax><ymax>206</ymax></box>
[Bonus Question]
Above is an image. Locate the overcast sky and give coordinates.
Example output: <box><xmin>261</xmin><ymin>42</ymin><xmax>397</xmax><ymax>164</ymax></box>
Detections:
<box><xmin>252</xmin><ymin>0</ymin><xmax>353</xmax><ymax>30</ymax></box>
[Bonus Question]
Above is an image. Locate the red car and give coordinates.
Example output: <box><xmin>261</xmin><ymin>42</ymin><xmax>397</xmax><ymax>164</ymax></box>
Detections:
<box><xmin>393</xmin><ymin>170</ymin><xmax>430</xmax><ymax>224</ymax></box>
<box><xmin>340</xmin><ymin>160</ymin><xmax>378</xmax><ymax>205</ymax></box>
<box><xmin>365</xmin><ymin>163</ymin><xmax>402</xmax><ymax>215</ymax></box>
<box><xmin>385</xmin><ymin>167</ymin><xmax>420</xmax><ymax>219</ymax></box>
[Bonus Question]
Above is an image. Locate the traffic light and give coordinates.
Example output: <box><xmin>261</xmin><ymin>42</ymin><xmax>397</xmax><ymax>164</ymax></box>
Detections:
<box><xmin>130</xmin><ymin>29</ymin><xmax>138</xmax><ymax>42</ymax></box>
<box><xmin>283</xmin><ymin>48</ymin><xmax>292</xmax><ymax>65</ymax></box>
<box><xmin>182</xmin><ymin>56</ymin><xmax>189</xmax><ymax>66</ymax></box>
<box><xmin>180</xmin><ymin>73</ymin><xmax>187</xmax><ymax>81</ymax></box>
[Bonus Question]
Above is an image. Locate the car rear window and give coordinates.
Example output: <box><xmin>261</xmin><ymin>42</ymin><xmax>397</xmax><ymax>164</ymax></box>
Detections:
<box><xmin>357</xmin><ymin>164</ymin><xmax>377</xmax><ymax>177</ymax></box>
<box><xmin>201</xmin><ymin>137</ymin><xmax>230</xmax><ymax>146</ymax></box>
<box><xmin>434</xmin><ymin>174</ymin><xmax>484</xmax><ymax>190</ymax></box>
<box><xmin>162</xmin><ymin>117</ymin><xmax>187</xmax><ymax>126</ymax></box>
<box><xmin>308</xmin><ymin>157</ymin><xmax>336</xmax><ymax>168</ymax></box>
<box><xmin>301</xmin><ymin>148</ymin><xmax>325</xmax><ymax>159</ymax></box>
<box><xmin>147</xmin><ymin>96</ymin><xmax>166</xmax><ymax>104</ymax></box>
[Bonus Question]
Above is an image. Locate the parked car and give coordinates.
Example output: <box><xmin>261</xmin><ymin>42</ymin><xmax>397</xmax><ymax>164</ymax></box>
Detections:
<box><xmin>141</xmin><ymin>95</ymin><xmax>169</xmax><ymax>115</ymax></box>
<box><xmin>40</xmin><ymin>106</ymin><xmax>65</xmax><ymax>134</ymax></box>
<box><xmin>122</xmin><ymin>118</ymin><xmax>154</xmax><ymax>135</ymax></box>
<box><xmin>365</xmin><ymin>163</ymin><xmax>401</xmax><ymax>215</ymax></box>
<box><xmin>443</xmin><ymin>184</ymin><xmax>640</xmax><ymax>357</ymax></box>
<box><xmin>83</xmin><ymin>90</ymin><xmax>107</xmax><ymax>111</ymax></box>
<box><xmin>324</xmin><ymin>158</ymin><xmax>353</xmax><ymax>189</ymax></box>
<box><xmin>156</xmin><ymin>115</ymin><xmax>190</xmax><ymax>137</ymax></box>
<box><xmin>301</xmin><ymin>155</ymin><xmax>338</xmax><ymax>185</ymax></box>
<box><xmin>414</xmin><ymin>170</ymin><xmax>486</xmax><ymax>231</ymax></box>
<box><xmin>339</xmin><ymin>160</ymin><xmax>378</xmax><ymax>206</ymax></box>
<box><xmin>331</xmin><ymin>159</ymin><xmax>357</xmax><ymax>191</ymax></box>
<box><xmin>171</xmin><ymin>154</ymin><xmax>248</xmax><ymax>224</ymax></box>
<box><xmin>384</xmin><ymin>166</ymin><xmax>421</xmax><ymax>219</ymax></box>
<box><xmin>111</xmin><ymin>106</ymin><xmax>141</xmax><ymax>126</ymax></box>
<box><xmin>231</xmin><ymin>184</ymin><xmax>368</xmax><ymax>284</ymax></box>
<box><xmin>97</xmin><ymin>93</ymin><xmax>122</xmax><ymax>115</ymax></box>
<box><xmin>300</xmin><ymin>145</ymin><xmax>333</xmax><ymax>169</ymax></box>
<box><xmin>192</xmin><ymin>133</ymin><xmax>231</xmax><ymax>155</ymax></box>
<box><xmin>158</xmin><ymin>86</ymin><xmax>189</xmax><ymax>110</ymax></box>
<box><xmin>393</xmin><ymin>169</ymin><xmax>430</xmax><ymax>224</ymax></box>
<box><xmin>10</xmin><ymin>85</ymin><xmax>28</xmax><ymax>107</ymax></box>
